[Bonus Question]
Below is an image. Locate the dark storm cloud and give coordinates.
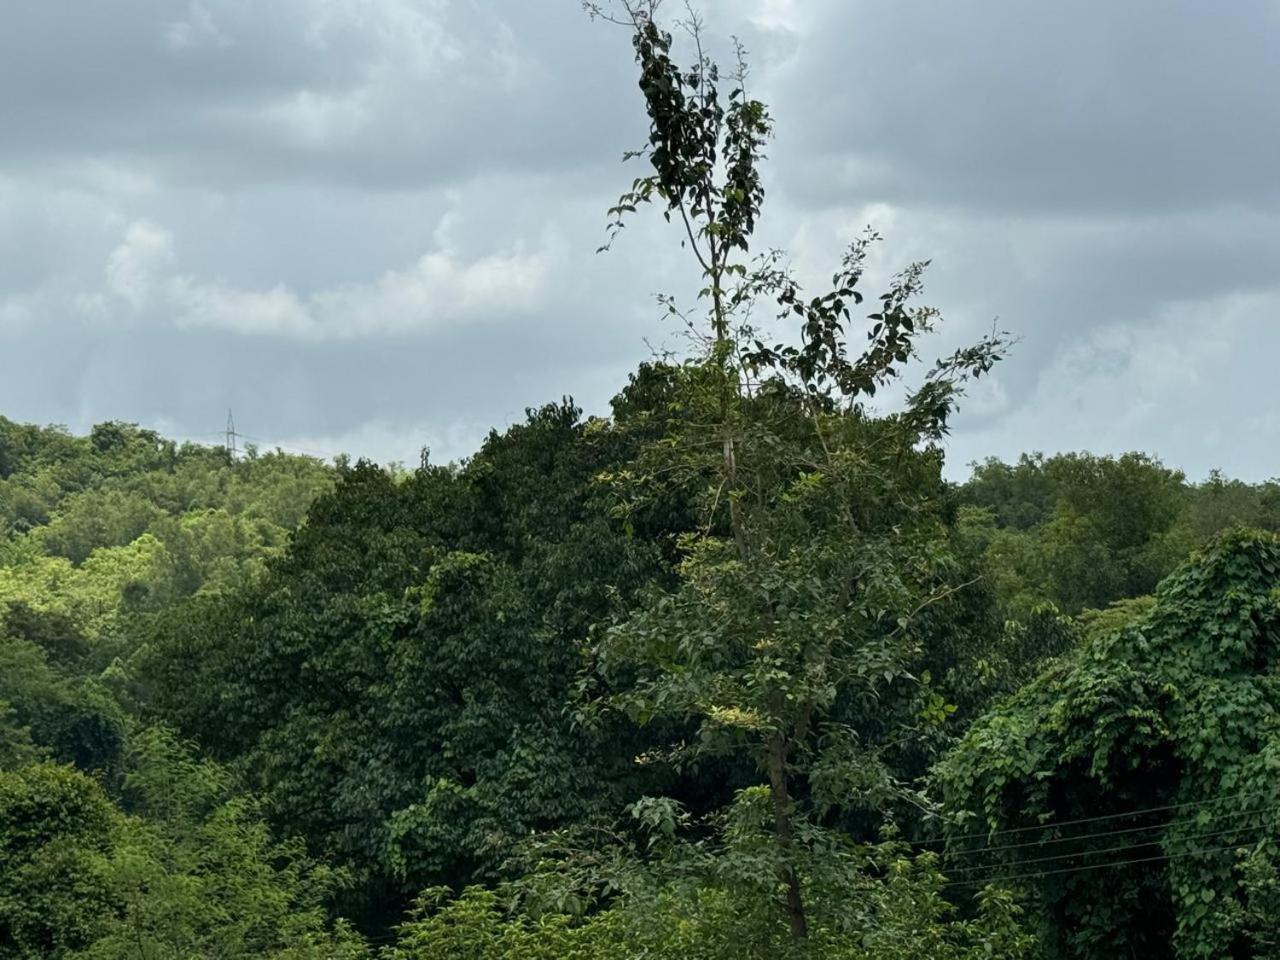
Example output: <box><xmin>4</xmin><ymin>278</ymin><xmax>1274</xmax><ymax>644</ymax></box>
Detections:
<box><xmin>1</xmin><ymin>0</ymin><xmax>1277</xmax><ymax>479</ymax></box>
<box><xmin>743</xmin><ymin>0</ymin><xmax>1280</xmax><ymax>479</ymax></box>
<box><xmin>770</xmin><ymin>0</ymin><xmax>1280</xmax><ymax>216</ymax></box>
<box><xmin>0</xmin><ymin>0</ymin><xmax>641</xmax><ymax>190</ymax></box>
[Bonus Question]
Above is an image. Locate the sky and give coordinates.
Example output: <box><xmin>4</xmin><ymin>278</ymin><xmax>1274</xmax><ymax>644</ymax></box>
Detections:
<box><xmin>2</xmin><ymin>0</ymin><xmax>1278</xmax><ymax>479</ymax></box>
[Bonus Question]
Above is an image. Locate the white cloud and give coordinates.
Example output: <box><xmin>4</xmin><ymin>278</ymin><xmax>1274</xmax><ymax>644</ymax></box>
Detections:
<box><xmin>957</xmin><ymin>375</ymin><xmax>1010</xmax><ymax>419</ymax></box>
<box><xmin>742</xmin><ymin>0</ymin><xmax>807</xmax><ymax>33</ymax></box>
<box><xmin>0</xmin><ymin>295</ymin><xmax>35</xmax><ymax>333</ymax></box>
<box><xmin>251</xmin><ymin>87</ymin><xmax>374</xmax><ymax>150</ymax></box>
<box><xmin>168</xmin><ymin>277</ymin><xmax>312</xmax><ymax>337</ymax></box>
<box><xmin>90</xmin><ymin>216</ymin><xmax>561</xmax><ymax>339</ymax></box>
<box><xmin>302</xmin><ymin>0</ymin><xmax>459</xmax><ymax>67</ymax></box>
<box><xmin>104</xmin><ymin>219</ymin><xmax>175</xmax><ymax>308</ymax></box>
<box><xmin>309</xmin><ymin>243</ymin><xmax>558</xmax><ymax>336</ymax></box>
<box><xmin>165</xmin><ymin>1</ymin><xmax>233</xmax><ymax>51</ymax></box>
<box><xmin>945</xmin><ymin>288</ymin><xmax>1280</xmax><ymax>478</ymax></box>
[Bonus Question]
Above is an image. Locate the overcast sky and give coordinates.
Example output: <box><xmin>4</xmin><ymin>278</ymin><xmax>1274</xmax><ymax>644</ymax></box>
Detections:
<box><xmin>2</xmin><ymin>0</ymin><xmax>1277</xmax><ymax>479</ymax></box>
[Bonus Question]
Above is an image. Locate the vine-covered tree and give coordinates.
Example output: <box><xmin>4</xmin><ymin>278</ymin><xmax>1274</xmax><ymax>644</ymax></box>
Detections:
<box><xmin>940</xmin><ymin>529</ymin><xmax>1280</xmax><ymax>958</ymax></box>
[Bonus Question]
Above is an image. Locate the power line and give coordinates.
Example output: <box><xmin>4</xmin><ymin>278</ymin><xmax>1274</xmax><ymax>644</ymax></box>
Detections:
<box><xmin>917</xmin><ymin>788</ymin><xmax>1278</xmax><ymax>847</ymax></box>
<box><xmin>941</xmin><ymin>798</ymin><xmax>1280</xmax><ymax>859</ymax></box>
<box><xmin>943</xmin><ymin>837</ymin><xmax>1268</xmax><ymax>888</ymax></box>
<box><xmin>946</xmin><ymin>815</ymin><xmax>1279</xmax><ymax>876</ymax></box>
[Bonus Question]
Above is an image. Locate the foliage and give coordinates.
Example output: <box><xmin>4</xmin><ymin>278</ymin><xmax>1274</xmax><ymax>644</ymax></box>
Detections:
<box><xmin>81</xmin><ymin>727</ymin><xmax>368</xmax><ymax>960</ymax></box>
<box><xmin>0</xmin><ymin>746</ymin><xmax>369</xmax><ymax>960</ymax></box>
<box><xmin>0</xmin><ymin>762</ymin><xmax>115</xmax><ymax>958</ymax></box>
<box><xmin>938</xmin><ymin>529</ymin><xmax>1280</xmax><ymax>959</ymax></box>
<box><xmin>0</xmin><ymin>633</ymin><xmax>125</xmax><ymax>774</ymax></box>
<box><xmin>566</xmin><ymin>3</ymin><xmax>1031</xmax><ymax>946</ymax></box>
<box><xmin>386</xmin><ymin>863</ymin><xmax>1032</xmax><ymax>960</ymax></box>
<box><xmin>0</xmin><ymin>416</ymin><xmax>332</xmax><ymax>620</ymax></box>
<box><xmin>140</xmin><ymin>404</ymin><xmax>675</xmax><ymax>920</ymax></box>
<box><xmin>958</xmin><ymin>452</ymin><xmax>1280</xmax><ymax>615</ymax></box>
<box><xmin>0</xmin><ymin>6</ymin><xmax>1274</xmax><ymax>956</ymax></box>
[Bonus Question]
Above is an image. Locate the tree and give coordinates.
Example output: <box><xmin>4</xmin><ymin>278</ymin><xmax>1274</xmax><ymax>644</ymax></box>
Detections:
<box><xmin>382</xmin><ymin>867</ymin><xmax>1033</xmax><ymax>960</ymax></box>
<box><xmin>938</xmin><ymin>529</ymin><xmax>1280</xmax><ymax>959</ymax></box>
<box><xmin>953</xmin><ymin>452</ymin><xmax>1273</xmax><ymax>616</ymax></box>
<box><xmin>585</xmin><ymin>1</ymin><xmax>1007</xmax><ymax>941</ymax></box>
<box><xmin>0</xmin><ymin>741</ymin><xmax>369</xmax><ymax>960</ymax></box>
<box><xmin>0</xmin><ymin>634</ymin><xmax>125</xmax><ymax>774</ymax></box>
<box><xmin>84</xmin><ymin>727</ymin><xmax>368</xmax><ymax>960</ymax></box>
<box><xmin>0</xmin><ymin>762</ymin><xmax>115</xmax><ymax>958</ymax></box>
<box><xmin>140</xmin><ymin>407</ymin><xmax>676</xmax><ymax>921</ymax></box>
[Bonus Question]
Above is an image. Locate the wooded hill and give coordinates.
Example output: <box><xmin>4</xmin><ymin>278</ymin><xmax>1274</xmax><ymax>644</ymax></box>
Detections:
<box><xmin>4</xmin><ymin>6</ymin><xmax>1280</xmax><ymax>958</ymax></box>
<box><xmin>3</xmin><ymin>404</ymin><xmax>1278</xmax><ymax>958</ymax></box>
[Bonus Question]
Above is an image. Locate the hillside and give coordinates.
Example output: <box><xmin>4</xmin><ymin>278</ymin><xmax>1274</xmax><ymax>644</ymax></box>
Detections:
<box><xmin>4</xmin><ymin>5</ymin><xmax>1279</xmax><ymax>957</ymax></box>
<box><xmin>3</xmin><ymin>400</ymin><xmax>1280</xmax><ymax>957</ymax></box>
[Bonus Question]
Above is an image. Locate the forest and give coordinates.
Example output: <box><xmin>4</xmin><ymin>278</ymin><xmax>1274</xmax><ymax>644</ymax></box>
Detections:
<box><xmin>5</xmin><ymin>6</ymin><xmax>1280</xmax><ymax>959</ymax></box>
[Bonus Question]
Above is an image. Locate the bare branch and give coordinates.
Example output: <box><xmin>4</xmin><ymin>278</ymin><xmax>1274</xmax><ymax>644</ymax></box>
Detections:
<box><xmin>888</xmin><ymin>576</ymin><xmax>984</xmax><ymax>640</ymax></box>
<box><xmin>582</xmin><ymin>0</ymin><xmax>662</xmax><ymax>28</ymax></box>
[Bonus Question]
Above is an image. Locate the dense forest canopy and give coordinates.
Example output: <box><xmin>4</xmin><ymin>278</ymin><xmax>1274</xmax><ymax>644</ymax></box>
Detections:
<box><xmin>4</xmin><ymin>6</ymin><xmax>1280</xmax><ymax>959</ymax></box>
<box><xmin>5</xmin><ymin>402</ymin><xmax>1279</xmax><ymax>957</ymax></box>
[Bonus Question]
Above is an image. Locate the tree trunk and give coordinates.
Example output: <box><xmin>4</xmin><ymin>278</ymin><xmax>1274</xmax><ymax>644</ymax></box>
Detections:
<box><xmin>766</xmin><ymin>733</ymin><xmax>808</xmax><ymax>939</ymax></box>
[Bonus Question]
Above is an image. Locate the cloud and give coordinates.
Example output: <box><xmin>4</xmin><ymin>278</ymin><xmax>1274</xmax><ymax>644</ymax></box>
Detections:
<box><xmin>0</xmin><ymin>0</ymin><xmax>638</xmax><ymax>191</ymax></box>
<box><xmin>0</xmin><ymin>295</ymin><xmax>37</xmax><ymax>333</ymax></box>
<box><xmin>1</xmin><ymin>0</ymin><xmax>1279</xmax><ymax>485</ymax></box>
<box><xmin>170</xmin><ymin>241</ymin><xmax>559</xmax><ymax>339</ymax></box>
<box><xmin>104</xmin><ymin>220</ymin><xmax>175</xmax><ymax>308</ymax></box>
<box><xmin>168</xmin><ymin>278</ymin><xmax>311</xmax><ymax>337</ymax></box>
<box><xmin>945</xmin><ymin>287</ymin><xmax>1280</xmax><ymax>479</ymax></box>
<box><xmin>87</xmin><ymin>216</ymin><xmax>561</xmax><ymax>339</ymax></box>
<box><xmin>767</xmin><ymin>0</ymin><xmax>1280</xmax><ymax>217</ymax></box>
<box><xmin>305</xmin><ymin>242</ymin><xmax>559</xmax><ymax>337</ymax></box>
<box><xmin>165</xmin><ymin>1</ymin><xmax>233</xmax><ymax>51</ymax></box>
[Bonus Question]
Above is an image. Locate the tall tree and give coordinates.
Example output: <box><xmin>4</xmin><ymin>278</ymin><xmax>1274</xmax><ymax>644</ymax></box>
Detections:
<box><xmin>586</xmin><ymin>1</ymin><xmax>1006</xmax><ymax>940</ymax></box>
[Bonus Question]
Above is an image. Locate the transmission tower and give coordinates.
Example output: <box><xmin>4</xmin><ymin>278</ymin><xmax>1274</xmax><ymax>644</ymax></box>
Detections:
<box><xmin>225</xmin><ymin>409</ymin><xmax>239</xmax><ymax>461</ymax></box>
